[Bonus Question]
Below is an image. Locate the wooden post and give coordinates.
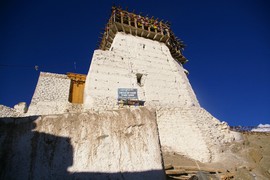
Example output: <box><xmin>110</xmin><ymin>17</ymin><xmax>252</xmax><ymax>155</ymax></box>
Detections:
<box><xmin>120</xmin><ymin>12</ymin><xmax>123</xmax><ymax>24</ymax></box>
<box><xmin>134</xmin><ymin>18</ymin><xmax>137</xmax><ymax>28</ymax></box>
<box><xmin>134</xmin><ymin>19</ymin><xmax>137</xmax><ymax>36</ymax></box>
<box><xmin>128</xmin><ymin>16</ymin><xmax>131</xmax><ymax>26</ymax></box>
<box><xmin>160</xmin><ymin>22</ymin><xmax>164</xmax><ymax>35</ymax></box>
<box><xmin>166</xmin><ymin>29</ymin><xmax>170</xmax><ymax>37</ymax></box>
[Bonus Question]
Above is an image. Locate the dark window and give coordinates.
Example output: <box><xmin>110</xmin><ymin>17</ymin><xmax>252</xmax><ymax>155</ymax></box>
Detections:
<box><xmin>136</xmin><ymin>73</ymin><xmax>143</xmax><ymax>86</ymax></box>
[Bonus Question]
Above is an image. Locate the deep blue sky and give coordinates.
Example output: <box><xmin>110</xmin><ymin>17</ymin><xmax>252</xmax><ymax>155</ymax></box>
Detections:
<box><xmin>1</xmin><ymin>0</ymin><xmax>269</xmax><ymax>126</ymax></box>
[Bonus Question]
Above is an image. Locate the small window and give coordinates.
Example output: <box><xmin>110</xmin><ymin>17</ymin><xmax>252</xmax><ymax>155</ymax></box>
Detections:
<box><xmin>136</xmin><ymin>73</ymin><xmax>143</xmax><ymax>86</ymax></box>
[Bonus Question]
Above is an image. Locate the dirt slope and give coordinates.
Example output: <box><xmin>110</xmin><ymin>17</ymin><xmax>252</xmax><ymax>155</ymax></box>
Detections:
<box><xmin>163</xmin><ymin>132</ymin><xmax>270</xmax><ymax>179</ymax></box>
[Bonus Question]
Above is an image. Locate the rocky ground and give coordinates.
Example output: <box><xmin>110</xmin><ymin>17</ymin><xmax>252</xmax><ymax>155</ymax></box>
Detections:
<box><xmin>163</xmin><ymin>132</ymin><xmax>270</xmax><ymax>180</ymax></box>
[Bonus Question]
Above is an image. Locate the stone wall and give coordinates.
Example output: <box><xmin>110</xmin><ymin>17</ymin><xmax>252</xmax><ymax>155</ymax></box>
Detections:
<box><xmin>83</xmin><ymin>32</ymin><xmax>241</xmax><ymax>163</ymax></box>
<box><xmin>0</xmin><ymin>105</ymin><xmax>21</xmax><ymax>117</ymax></box>
<box><xmin>157</xmin><ymin>107</ymin><xmax>242</xmax><ymax>162</ymax></box>
<box><xmin>0</xmin><ymin>107</ymin><xmax>165</xmax><ymax>180</ymax></box>
<box><xmin>84</xmin><ymin>32</ymin><xmax>199</xmax><ymax>110</ymax></box>
<box><xmin>27</xmin><ymin>72</ymin><xmax>71</xmax><ymax>115</ymax></box>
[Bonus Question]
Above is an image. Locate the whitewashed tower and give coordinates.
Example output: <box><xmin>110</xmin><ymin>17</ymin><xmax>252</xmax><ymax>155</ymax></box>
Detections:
<box><xmin>84</xmin><ymin>7</ymin><xmax>241</xmax><ymax>162</ymax></box>
<box><xmin>84</xmin><ymin>7</ymin><xmax>198</xmax><ymax>110</ymax></box>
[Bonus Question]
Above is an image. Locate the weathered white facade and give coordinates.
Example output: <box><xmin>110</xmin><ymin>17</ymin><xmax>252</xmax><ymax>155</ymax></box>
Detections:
<box><xmin>84</xmin><ymin>32</ymin><xmax>199</xmax><ymax>110</ymax></box>
<box><xmin>157</xmin><ymin>107</ymin><xmax>241</xmax><ymax>162</ymax></box>
<box><xmin>0</xmin><ymin>108</ymin><xmax>165</xmax><ymax>179</ymax></box>
<box><xmin>0</xmin><ymin>8</ymin><xmax>244</xmax><ymax>179</ymax></box>
<box><xmin>6</xmin><ymin>26</ymin><xmax>241</xmax><ymax>164</ymax></box>
<box><xmin>84</xmin><ymin>32</ymin><xmax>241</xmax><ymax>162</ymax></box>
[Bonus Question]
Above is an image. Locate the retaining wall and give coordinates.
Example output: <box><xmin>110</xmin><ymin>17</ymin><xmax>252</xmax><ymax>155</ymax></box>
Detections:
<box><xmin>0</xmin><ymin>107</ymin><xmax>165</xmax><ymax>179</ymax></box>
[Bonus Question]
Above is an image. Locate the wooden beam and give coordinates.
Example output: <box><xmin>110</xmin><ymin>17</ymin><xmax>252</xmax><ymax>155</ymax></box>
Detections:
<box><xmin>156</xmin><ymin>35</ymin><xmax>162</xmax><ymax>41</ymax></box>
<box><xmin>128</xmin><ymin>16</ymin><xmax>131</xmax><ymax>26</ymax></box>
<box><xmin>153</xmin><ymin>33</ymin><xmax>158</xmax><ymax>40</ymax></box>
<box><xmin>121</xmin><ymin>24</ymin><xmax>126</xmax><ymax>33</ymax></box>
<box><xmin>108</xmin><ymin>35</ymin><xmax>114</xmax><ymax>42</ymax></box>
<box><xmin>134</xmin><ymin>19</ymin><xmax>138</xmax><ymax>36</ymax></box>
<box><xmin>146</xmin><ymin>31</ymin><xmax>151</xmax><ymax>38</ymax></box>
<box><xmin>129</xmin><ymin>26</ymin><xmax>132</xmax><ymax>34</ymax></box>
<box><xmin>114</xmin><ymin>23</ymin><xmax>119</xmax><ymax>32</ymax></box>
<box><xmin>160</xmin><ymin>35</ymin><xmax>165</xmax><ymax>41</ymax></box>
<box><xmin>173</xmin><ymin>166</ymin><xmax>224</xmax><ymax>173</ymax></box>
<box><xmin>120</xmin><ymin>13</ymin><xmax>123</xmax><ymax>24</ymax></box>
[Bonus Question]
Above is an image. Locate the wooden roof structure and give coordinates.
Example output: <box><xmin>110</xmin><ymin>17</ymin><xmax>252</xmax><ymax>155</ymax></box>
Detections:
<box><xmin>67</xmin><ymin>72</ymin><xmax>86</xmax><ymax>83</ymax></box>
<box><xmin>99</xmin><ymin>7</ymin><xmax>187</xmax><ymax>64</ymax></box>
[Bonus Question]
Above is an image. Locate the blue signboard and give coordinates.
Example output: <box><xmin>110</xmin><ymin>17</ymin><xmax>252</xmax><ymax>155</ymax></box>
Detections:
<box><xmin>118</xmin><ymin>88</ymin><xmax>138</xmax><ymax>100</ymax></box>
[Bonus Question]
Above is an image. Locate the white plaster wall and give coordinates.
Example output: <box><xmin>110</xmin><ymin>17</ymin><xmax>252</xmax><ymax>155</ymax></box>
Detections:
<box><xmin>0</xmin><ymin>107</ymin><xmax>165</xmax><ymax>180</ymax></box>
<box><xmin>27</xmin><ymin>72</ymin><xmax>71</xmax><ymax>115</ymax></box>
<box><xmin>84</xmin><ymin>32</ymin><xmax>241</xmax><ymax>163</ymax></box>
<box><xmin>156</xmin><ymin>107</ymin><xmax>211</xmax><ymax>162</ymax></box>
<box><xmin>157</xmin><ymin>106</ymin><xmax>242</xmax><ymax>162</ymax></box>
<box><xmin>84</xmin><ymin>32</ymin><xmax>199</xmax><ymax>110</ymax></box>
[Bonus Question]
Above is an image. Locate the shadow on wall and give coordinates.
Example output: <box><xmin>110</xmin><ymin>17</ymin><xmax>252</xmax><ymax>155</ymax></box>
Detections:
<box><xmin>0</xmin><ymin>117</ymin><xmax>164</xmax><ymax>180</ymax></box>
